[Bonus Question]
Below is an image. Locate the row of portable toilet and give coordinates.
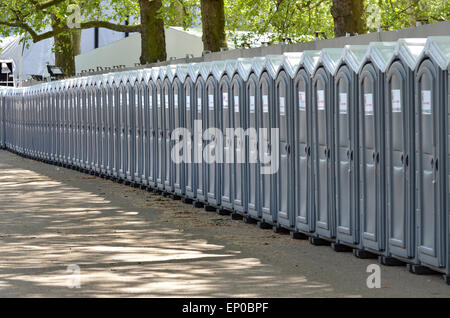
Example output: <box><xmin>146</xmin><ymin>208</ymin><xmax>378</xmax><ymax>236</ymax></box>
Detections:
<box><xmin>0</xmin><ymin>36</ymin><xmax>449</xmax><ymax>283</ymax></box>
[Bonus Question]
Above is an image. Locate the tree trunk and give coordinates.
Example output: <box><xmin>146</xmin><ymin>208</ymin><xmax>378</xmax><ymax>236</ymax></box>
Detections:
<box><xmin>54</xmin><ymin>31</ymin><xmax>76</xmax><ymax>77</ymax></box>
<box><xmin>139</xmin><ymin>0</ymin><xmax>167</xmax><ymax>64</ymax></box>
<box><xmin>200</xmin><ymin>0</ymin><xmax>227</xmax><ymax>52</ymax></box>
<box><xmin>331</xmin><ymin>0</ymin><xmax>367</xmax><ymax>37</ymax></box>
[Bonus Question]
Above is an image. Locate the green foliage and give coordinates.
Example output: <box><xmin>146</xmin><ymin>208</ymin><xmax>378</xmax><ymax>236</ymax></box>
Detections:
<box><xmin>365</xmin><ymin>0</ymin><xmax>450</xmax><ymax>31</ymax></box>
<box><xmin>159</xmin><ymin>0</ymin><xmax>201</xmax><ymax>29</ymax></box>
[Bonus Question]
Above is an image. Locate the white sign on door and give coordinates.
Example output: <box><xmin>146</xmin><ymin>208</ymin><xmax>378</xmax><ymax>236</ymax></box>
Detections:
<box><xmin>223</xmin><ymin>92</ymin><xmax>229</xmax><ymax>109</ymax></box>
<box><xmin>298</xmin><ymin>91</ymin><xmax>306</xmax><ymax>111</ymax></box>
<box><xmin>197</xmin><ymin>98</ymin><xmax>202</xmax><ymax>112</ymax></box>
<box><xmin>174</xmin><ymin>94</ymin><xmax>178</xmax><ymax>109</ymax></box>
<box><xmin>421</xmin><ymin>90</ymin><xmax>431</xmax><ymax>114</ymax></box>
<box><xmin>364</xmin><ymin>93</ymin><xmax>374</xmax><ymax>115</ymax></box>
<box><xmin>165</xmin><ymin>94</ymin><xmax>169</xmax><ymax>109</ymax></box>
<box><xmin>317</xmin><ymin>90</ymin><xmax>325</xmax><ymax>110</ymax></box>
<box><xmin>234</xmin><ymin>96</ymin><xmax>239</xmax><ymax>112</ymax></box>
<box><xmin>263</xmin><ymin>95</ymin><xmax>269</xmax><ymax>113</ymax></box>
<box><xmin>186</xmin><ymin>96</ymin><xmax>190</xmax><ymax>110</ymax></box>
<box><xmin>391</xmin><ymin>89</ymin><xmax>401</xmax><ymax>112</ymax></box>
<box><xmin>208</xmin><ymin>94</ymin><xmax>214</xmax><ymax>109</ymax></box>
<box><xmin>339</xmin><ymin>93</ymin><xmax>347</xmax><ymax>114</ymax></box>
<box><xmin>280</xmin><ymin>96</ymin><xmax>285</xmax><ymax>115</ymax></box>
<box><xmin>250</xmin><ymin>96</ymin><xmax>255</xmax><ymax>113</ymax></box>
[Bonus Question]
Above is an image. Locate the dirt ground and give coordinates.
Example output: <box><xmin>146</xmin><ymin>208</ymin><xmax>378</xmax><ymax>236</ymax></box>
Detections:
<box><xmin>0</xmin><ymin>150</ymin><xmax>448</xmax><ymax>297</ymax></box>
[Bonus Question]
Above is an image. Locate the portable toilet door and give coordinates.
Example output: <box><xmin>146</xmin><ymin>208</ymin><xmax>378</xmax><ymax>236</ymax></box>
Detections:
<box><xmin>172</xmin><ymin>65</ymin><xmax>186</xmax><ymax>198</ymax></box>
<box><xmin>246</xmin><ymin>57</ymin><xmax>266</xmax><ymax>220</ymax></box>
<box><xmin>67</xmin><ymin>82</ymin><xmax>73</xmax><ymax>166</ymax></box>
<box><xmin>91</xmin><ymin>79</ymin><xmax>99</xmax><ymax>174</ymax></box>
<box><xmin>94</xmin><ymin>78</ymin><xmax>103</xmax><ymax>175</ymax></box>
<box><xmin>79</xmin><ymin>79</ymin><xmax>87</xmax><ymax>169</ymax></box>
<box><xmin>99</xmin><ymin>79</ymin><xmax>107</xmax><ymax>176</ymax></box>
<box><xmin>385</xmin><ymin>39</ymin><xmax>426</xmax><ymax>262</ymax></box>
<box><xmin>53</xmin><ymin>83</ymin><xmax>59</xmax><ymax>163</ymax></box>
<box><xmin>333</xmin><ymin>45</ymin><xmax>368</xmax><ymax>248</ymax></box>
<box><xmin>356</xmin><ymin>42</ymin><xmax>396</xmax><ymax>256</ymax></box>
<box><xmin>133</xmin><ymin>73</ymin><xmax>144</xmax><ymax>185</ymax></box>
<box><xmin>106</xmin><ymin>75</ymin><xmax>116</xmax><ymax>178</ymax></box>
<box><xmin>414</xmin><ymin>37</ymin><xmax>450</xmax><ymax>280</ymax></box>
<box><xmin>146</xmin><ymin>71</ymin><xmax>157</xmax><ymax>188</ymax></box>
<box><xmin>55</xmin><ymin>83</ymin><xmax>62</xmax><ymax>164</ymax></box>
<box><xmin>205</xmin><ymin>61</ymin><xmax>226</xmax><ymax>209</ymax></box>
<box><xmin>60</xmin><ymin>83</ymin><xmax>67</xmax><ymax>164</ymax></box>
<box><xmin>111</xmin><ymin>75</ymin><xmax>122</xmax><ymax>180</ymax></box>
<box><xmin>163</xmin><ymin>70</ymin><xmax>175</xmax><ymax>193</ymax></box>
<box><xmin>50</xmin><ymin>84</ymin><xmax>57</xmax><ymax>163</ymax></box>
<box><xmin>125</xmin><ymin>75</ymin><xmax>136</xmax><ymax>185</ymax></box>
<box><xmin>271</xmin><ymin>55</ymin><xmax>296</xmax><ymax>231</ymax></box>
<box><xmin>194</xmin><ymin>63</ymin><xmax>210</xmax><ymax>205</ymax></box>
<box><xmin>42</xmin><ymin>85</ymin><xmax>47</xmax><ymax>159</ymax></box>
<box><xmin>86</xmin><ymin>79</ymin><xmax>94</xmax><ymax>171</ymax></box>
<box><xmin>218</xmin><ymin>60</ymin><xmax>236</xmax><ymax>213</ymax></box>
<box><xmin>311</xmin><ymin>48</ymin><xmax>344</xmax><ymax>242</ymax></box>
<box><xmin>69</xmin><ymin>80</ymin><xmax>77</xmax><ymax>166</ymax></box>
<box><xmin>289</xmin><ymin>51</ymin><xmax>320</xmax><ymax>236</ymax></box>
<box><xmin>183</xmin><ymin>63</ymin><xmax>200</xmax><ymax>201</ymax></box>
<box><xmin>154</xmin><ymin>68</ymin><xmax>166</xmax><ymax>191</ymax></box>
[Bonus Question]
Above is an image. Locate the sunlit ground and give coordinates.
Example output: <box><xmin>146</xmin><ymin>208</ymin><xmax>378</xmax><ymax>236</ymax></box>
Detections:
<box><xmin>0</xmin><ymin>151</ymin><xmax>336</xmax><ymax>298</ymax></box>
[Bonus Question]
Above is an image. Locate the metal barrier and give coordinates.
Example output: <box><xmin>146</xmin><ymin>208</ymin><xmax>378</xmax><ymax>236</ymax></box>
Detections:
<box><xmin>0</xmin><ymin>36</ymin><xmax>449</xmax><ymax>284</ymax></box>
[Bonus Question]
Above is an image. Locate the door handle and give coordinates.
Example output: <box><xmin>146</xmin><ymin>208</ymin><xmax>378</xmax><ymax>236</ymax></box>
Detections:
<box><xmin>285</xmin><ymin>144</ymin><xmax>290</xmax><ymax>154</ymax></box>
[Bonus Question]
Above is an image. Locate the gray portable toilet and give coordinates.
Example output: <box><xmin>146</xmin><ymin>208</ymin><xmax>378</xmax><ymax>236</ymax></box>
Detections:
<box><xmin>60</xmin><ymin>80</ymin><xmax>67</xmax><ymax>165</ymax></box>
<box><xmin>256</xmin><ymin>56</ymin><xmax>280</xmax><ymax>227</ymax></box>
<box><xmin>80</xmin><ymin>77</ymin><xmax>89</xmax><ymax>171</ymax></box>
<box><xmin>153</xmin><ymin>67</ymin><xmax>166</xmax><ymax>191</ymax></box>
<box><xmin>193</xmin><ymin>62</ymin><xmax>212</xmax><ymax>206</ymax></box>
<box><xmin>384</xmin><ymin>38</ymin><xmax>426</xmax><ymax>264</ymax></box>
<box><xmin>68</xmin><ymin>78</ymin><xmax>77</xmax><ymax>168</ymax></box>
<box><xmin>117</xmin><ymin>73</ymin><xmax>128</xmax><ymax>181</ymax></box>
<box><xmin>87</xmin><ymin>77</ymin><xmax>96</xmax><ymax>173</ymax></box>
<box><xmin>124</xmin><ymin>72</ymin><xmax>137</xmax><ymax>185</ymax></box>
<box><xmin>54</xmin><ymin>81</ymin><xmax>61</xmax><ymax>164</ymax></box>
<box><xmin>217</xmin><ymin>59</ymin><xmax>239</xmax><ymax>214</ymax></box>
<box><xmin>245</xmin><ymin>57</ymin><xmax>266</xmax><ymax>221</ymax></box>
<box><xmin>269</xmin><ymin>54</ymin><xmax>296</xmax><ymax>231</ymax></box>
<box><xmin>94</xmin><ymin>75</ymin><xmax>103</xmax><ymax>175</ymax></box>
<box><xmin>91</xmin><ymin>75</ymin><xmax>101</xmax><ymax>176</ymax></box>
<box><xmin>133</xmin><ymin>70</ymin><xmax>145</xmax><ymax>186</ymax></box>
<box><xmin>86</xmin><ymin>77</ymin><xmax>95</xmax><ymax>172</ymax></box>
<box><xmin>162</xmin><ymin>66</ymin><xmax>175</xmax><ymax>194</ymax></box>
<box><xmin>228</xmin><ymin>58</ymin><xmax>252</xmax><ymax>216</ymax></box>
<box><xmin>111</xmin><ymin>73</ymin><xmax>122</xmax><ymax>180</ymax></box>
<box><xmin>99</xmin><ymin>74</ymin><xmax>108</xmax><ymax>177</ymax></box>
<box><xmin>104</xmin><ymin>74</ymin><xmax>115</xmax><ymax>178</ymax></box>
<box><xmin>310</xmin><ymin>48</ymin><xmax>343</xmax><ymax>244</ymax></box>
<box><xmin>414</xmin><ymin>36</ymin><xmax>450</xmax><ymax>282</ymax></box>
<box><xmin>172</xmin><ymin>64</ymin><xmax>188</xmax><ymax>198</ymax></box>
<box><xmin>144</xmin><ymin>69</ymin><xmax>157</xmax><ymax>189</ymax></box>
<box><xmin>204</xmin><ymin>60</ymin><xmax>227</xmax><ymax>210</ymax></box>
<box><xmin>333</xmin><ymin>45</ymin><xmax>368</xmax><ymax>249</ymax></box>
<box><xmin>286</xmin><ymin>51</ymin><xmax>320</xmax><ymax>238</ymax></box>
<box><xmin>182</xmin><ymin>63</ymin><xmax>200</xmax><ymax>202</ymax></box>
<box><xmin>355</xmin><ymin>41</ymin><xmax>396</xmax><ymax>258</ymax></box>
